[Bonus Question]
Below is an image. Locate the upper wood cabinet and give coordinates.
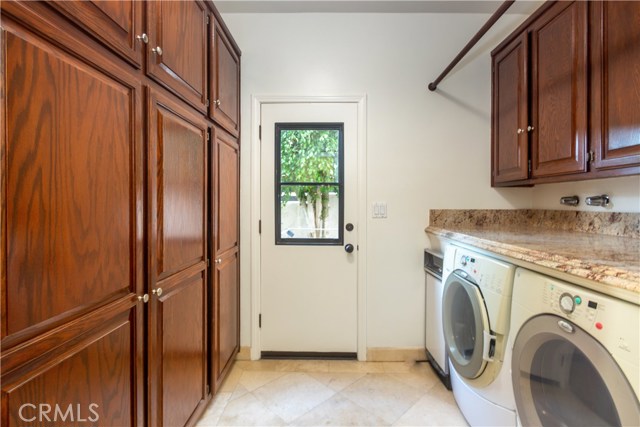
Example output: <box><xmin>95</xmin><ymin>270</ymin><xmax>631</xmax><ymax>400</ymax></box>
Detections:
<box><xmin>49</xmin><ymin>0</ymin><xmax>144</xmax><ymax>67</ymax></box>
<box><xmin>147</xmin><ymin>0</ymin><xmax>208</xmax><ymax>111</ymax></box>
<box><xmin>210</xmin><ymin>19</ymin><xmax>241</xmax><ymax>136</ymax></box>
<box><xmin>491</xmin><ymin>0</ymin><xmax>639</xmax><ymax>186</ymax></box>
<box><xmin>590</xmin><ymin>1</ymin><xmax>640</xmax><ymax>172</ymax></box>
<box><xmin>492</xmin><ymin>33</ymin><xmax>529</xmax><ymax>184</ymax></box>
<box><xmin>529</xmin><ymin>1</ymin><xmax>588</xmax><ymax>179</ymax></box>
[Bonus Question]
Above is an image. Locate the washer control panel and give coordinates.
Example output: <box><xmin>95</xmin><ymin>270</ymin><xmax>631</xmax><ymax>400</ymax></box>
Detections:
<box><xmin>452</xmin><ymin>248</ymin><xmax>515</xmax><ymax>296</ymax></box>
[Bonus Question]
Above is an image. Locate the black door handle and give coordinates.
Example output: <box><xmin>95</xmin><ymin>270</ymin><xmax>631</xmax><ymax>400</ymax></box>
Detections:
<box><xmin>345</xmin><ymin>244</ymin><xmax>354</xmax><ymax>253</ymax></box>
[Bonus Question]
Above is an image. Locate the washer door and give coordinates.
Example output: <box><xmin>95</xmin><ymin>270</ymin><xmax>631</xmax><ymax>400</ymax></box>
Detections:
<box><xmin>442</xmin><ymin>270</ymin><xmax>492</xmax><ymax>379</ymax></box>
<box><xmin>512</xmin><ymin>314</ymin><xmax>640</xmax><ymax>427</ymax></box>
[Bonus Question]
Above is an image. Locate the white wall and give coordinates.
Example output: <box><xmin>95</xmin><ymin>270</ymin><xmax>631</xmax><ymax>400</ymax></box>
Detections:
<box><xmin>222</xmin><ymin>11</ymin><xmax>640</xmax><ymax>350</ymax></box>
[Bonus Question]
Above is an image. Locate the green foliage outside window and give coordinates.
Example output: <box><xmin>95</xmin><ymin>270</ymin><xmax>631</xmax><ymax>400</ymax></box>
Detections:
<box><xmin>280</xmin><ymin>129</ymin><xmax>340</xmax><ymax>238</ymax></box>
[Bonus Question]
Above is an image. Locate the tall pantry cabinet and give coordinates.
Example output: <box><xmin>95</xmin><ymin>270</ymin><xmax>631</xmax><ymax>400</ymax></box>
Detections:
<box><xmin>0</xmin><ymin>1</ymin><xmax>241</xmax><ymax>426</ymax></box>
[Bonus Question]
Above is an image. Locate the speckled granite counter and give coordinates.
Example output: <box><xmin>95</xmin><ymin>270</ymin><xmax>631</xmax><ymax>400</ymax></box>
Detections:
<box><xmin>425</xmin><ymin>209</ymin><xmax>640</xmax><ymax>305</ymax></box>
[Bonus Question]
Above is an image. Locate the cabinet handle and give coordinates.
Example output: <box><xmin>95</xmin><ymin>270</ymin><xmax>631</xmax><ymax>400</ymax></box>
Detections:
<box><xmin>527</xmin><ymin>125</ymin><xmax>535</xmax><ymax>132</ymax></box>
<box><xmin>152</xmin><ymin>46</ymin><xmax>163</xmax><ymax>56</ymax></box>
<box><xmin>215</xmin><ymin>258</ymin><xmax>222</xmax><ymax>264</ymax></box>
<box><xmin>214</xmin><ymin>99</ymin><xmax>221</xmax><ymax>107</ymax></box>
<box><xmin>136</xmin><ymin>33</ymin><xmax>149</xmax><ymax>44</ymax></box>
<box><xmin>137</xmin><ymin>294</ymin><xmax>149</xmax><ymax>303</ymax></box>
<box><xmin>152</xmin><ymin>288</ymin><xmax>163</xmax><ymax>296</ymax></box>
<box><xmin>517</xmin><ymin>128</ymin><xmax>524</xmax><ymax>134</ymax></box>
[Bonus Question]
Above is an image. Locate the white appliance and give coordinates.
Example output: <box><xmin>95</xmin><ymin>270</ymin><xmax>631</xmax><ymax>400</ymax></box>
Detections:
<box><xmin>424</xmin><ymin>249</ymin><xmax>450</xmax><ymax>389</ymax></box>
<box><xmin>509</xmin><ymin>268</ymin><xmax>640</xmax><ymax>426</ymax></box>
<box><xmin>442</xmin><ymin>244</ymin><xmax>517</xmax><ymax>426</ymax></box>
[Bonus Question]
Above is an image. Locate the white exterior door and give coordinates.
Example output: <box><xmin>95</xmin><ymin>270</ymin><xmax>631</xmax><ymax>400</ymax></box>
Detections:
<box><xmin>260</xmin><ymin>102</ymin><xmax>358</xmax><ymax>354</ymax></box>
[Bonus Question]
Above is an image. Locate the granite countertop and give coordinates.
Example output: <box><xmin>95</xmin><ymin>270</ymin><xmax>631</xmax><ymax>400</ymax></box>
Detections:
<box><xmin>425</xmin><ymin>210</ymin><xmax>640</xmax><ymax>304</ymax></box>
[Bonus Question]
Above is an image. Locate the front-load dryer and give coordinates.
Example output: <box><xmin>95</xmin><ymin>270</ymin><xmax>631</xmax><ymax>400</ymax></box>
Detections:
<box><xmin>442</xmin><ymin>244</ymin><xmax>517</xmax><ymax>426</ymax></box>
<box><xmin>509</xmin><ymin>268</ymin><xmax>640</xmax><ymax>426</ymax></box>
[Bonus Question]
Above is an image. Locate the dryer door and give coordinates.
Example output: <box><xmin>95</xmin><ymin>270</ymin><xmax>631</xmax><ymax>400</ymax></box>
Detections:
<box><xmin>512</xmin><ymin>314</ymin><xmax>640</xmax><ymax>427</ymax></box>
<box><xmin>442</xmin><ymin>270</ymin><xmax>493</xmax><ymax>379</ymax></box>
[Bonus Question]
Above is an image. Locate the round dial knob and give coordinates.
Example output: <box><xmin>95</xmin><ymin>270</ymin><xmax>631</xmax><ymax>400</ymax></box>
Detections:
<box><xmin>460</xmin><ymin>255</ymin><xmax>467</xmax><ymax>266</ymax></box>
<box><xmin>559</xmin><ymin>293</ymin><xmax>575</xmax><ymax>314</ymax></box>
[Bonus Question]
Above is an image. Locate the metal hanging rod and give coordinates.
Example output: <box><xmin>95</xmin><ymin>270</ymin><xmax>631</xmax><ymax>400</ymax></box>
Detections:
<box><xmin>428</xmin><ymin>0</ymin><xmax>515</xmax><ymax>91</ymax></box>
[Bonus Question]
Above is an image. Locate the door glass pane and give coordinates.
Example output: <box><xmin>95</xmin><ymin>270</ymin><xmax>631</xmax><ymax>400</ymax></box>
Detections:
<box><xmin>529</xmin><ymin>339</ymin><xmax>621</xmax><ymax>427</ymax></box>
<box><xmin>275</xmin><ymin>124</ymin><xmax>343</xmax><ymax>245</ymax></box>
<box><xmin>451</xmin><ymin>285</ymin><xmax>476</xmax><ymax>362</ymax></box>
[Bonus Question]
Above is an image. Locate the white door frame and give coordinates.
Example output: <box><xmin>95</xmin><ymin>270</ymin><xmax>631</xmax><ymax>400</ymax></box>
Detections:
<box><xmin>250</xmin><ymin>95</ymin><xmax>368</xmax><ymax>360</ymax></box>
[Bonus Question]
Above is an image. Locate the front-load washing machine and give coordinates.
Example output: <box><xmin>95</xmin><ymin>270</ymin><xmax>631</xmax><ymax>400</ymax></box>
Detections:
<box><xmin>442</xmin><ymin>244</ymin><xmax>517</xmax><ymax>426</ymax></box>
<box><xmin>509</xmin><ymin>268</ymin><xmax>639</xmax><ymax>426</ymax></box>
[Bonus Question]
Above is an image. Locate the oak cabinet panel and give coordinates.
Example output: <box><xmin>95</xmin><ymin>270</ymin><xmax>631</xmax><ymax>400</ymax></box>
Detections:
<box><xmin>2</xmin><ymin>308</ymin><xmax>143</xmax><ymax>427</ymax></box>
<box><xmin>147</xmin><ymin>0</ymin><xmax>208</xmax><ymax>111</ymax></box>
<box><xmin>530</xmin><ymin>0</ymin><xmax>588</xmax><ymax>178</ymax></box>
<box><xmin>492</xmin><ymin>33</ymin><xmax>529</xmax><ymax>184</ymax></box>
<box><xmin>210</xmin><ymin>20</ymin><xmax>240</xmax><ymax>136</ymax></box>
<box><xmin>212</xmin><ymin>250</ymin><xmax>239</xmax><ymax>392</ymax></box>
<box><xmin>49</xmin><ymin>0</ymin><xmax>143</xmax><ymax>66</ymax></box>
<box><xmin>150</xmin><ymin>272</ymin><xmax>207</xmax><ymax>427</ymax></box>
<box><xmin>210</xmin><ymin>126</ymin><xmax>239</xmax><ymax>392</ymax></box>
<box><xmin>3</xmin><ymin>24</ymin><xmax>142</xmax><ymax>339</ymax></box>
<box><xmin>149</xmin><ymin>90</ymin><xmax>208</xmax><ymax>280</ymax></box>
<box><xmin>590</xmin><ymin>0</ymin><xmax>640</xmax><ymax>171</ymax></box>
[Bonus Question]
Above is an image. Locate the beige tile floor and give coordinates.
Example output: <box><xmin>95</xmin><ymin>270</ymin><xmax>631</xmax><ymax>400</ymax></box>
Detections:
<box><xmin>196</xmin><ymin>360</ymin><xmax>468</xmax><ymax>426</ymax></box>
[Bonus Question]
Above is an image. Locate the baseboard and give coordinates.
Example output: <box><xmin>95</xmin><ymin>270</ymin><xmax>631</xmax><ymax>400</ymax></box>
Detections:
<box><xmin>367</xmin><ymin>347</ymin><xmax>427</xmax><ymax>362</ymax></box>
<box><xmin>235</xmin><ymin>346</ymin><xmax>251</xmax><ymax>361</ymax></box>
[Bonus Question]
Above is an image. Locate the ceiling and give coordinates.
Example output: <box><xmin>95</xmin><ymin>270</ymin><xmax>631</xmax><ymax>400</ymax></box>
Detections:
<box><xmin>216</xmin><ymin>0</ymin><xmax>544</xmax><ymax>14</ymax></box>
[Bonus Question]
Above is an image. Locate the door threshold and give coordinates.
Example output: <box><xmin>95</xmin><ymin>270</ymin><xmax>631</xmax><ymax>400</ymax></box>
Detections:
<box><xmin>261</xmin><ymin>351</ymin><xmax>357</xmax><ymax>360</ymax></box>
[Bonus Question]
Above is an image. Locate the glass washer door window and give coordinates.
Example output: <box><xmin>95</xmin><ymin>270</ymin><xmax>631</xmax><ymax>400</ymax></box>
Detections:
<box><xmin>442</xmin><ymin>270</ymin><xmax>491</xmax><ymax>379</ymax></box>
<box><xmin>512</xmin><ymin>315</ymin><xmax>640</xmax><ymax>427</ymax></box>
<box><xmin>274</xmin><ymin>123</ymin><xmax>344</xmax><ymax>245</ymax></box>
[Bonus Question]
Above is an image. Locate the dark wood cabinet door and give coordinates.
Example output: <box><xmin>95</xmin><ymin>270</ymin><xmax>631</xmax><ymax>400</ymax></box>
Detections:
<box><xmin>2</xmin><ymin>306</ymin><xmax>144</xmax><ymax>427</ymax></box>
<box><xmin>590</xmin><ymin>1</ymin><xmax>640</xmax><ymax>171</ymax></box>
<box><xmin>49</xmin><ymin>0</ymin><xmax>143</xmax><ymax>66</ymax></box>
<box><xmin>211</xmin><ymin>126</ymin><xmax>239</xmax><ymax>391</ymax></box>
<box><xmin>2</xmin><ymin>20</ymin><xmax>143</xmax><ymax>343</ymax></box>
<box><xmin>147</xmin><ymin>0</ymin><xmax>208</xmax><ymax>111</ymax></box>
<box><xmin>492</xmin><ymin>33</ymin><xmax>529</xmax><ymax>184</ymax></box>
<box><xmin>212</xmin><ymin>250</ymin><xmax>239</xmax><ymax>392</ymax></box>
<box><xmin>148</xmin><ymin>89</ymin><xmax>209</xmax><ymax>426</ymax></box>
<box><xmin>530</xmin><ymin>1</ymin><xmax>588</xmax><ymax>178</ymax></box>
<box><xmin>210</xmin><ymin>20</ymin><xmax>240</xmax><ymax>136</ymax></box>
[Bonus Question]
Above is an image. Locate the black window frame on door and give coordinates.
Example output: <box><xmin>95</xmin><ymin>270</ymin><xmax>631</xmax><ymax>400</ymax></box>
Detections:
<box><xmin>274</xmin><ymin>122</ymin><xmax>344</xmax><ymax>246</ymax></box>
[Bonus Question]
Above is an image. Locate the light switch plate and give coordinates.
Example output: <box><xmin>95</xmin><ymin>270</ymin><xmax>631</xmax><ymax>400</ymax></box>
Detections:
<box><xmin>372</xmin><ymin>202</ymin><xmax>387</xmax><ymax>219</ymax></box>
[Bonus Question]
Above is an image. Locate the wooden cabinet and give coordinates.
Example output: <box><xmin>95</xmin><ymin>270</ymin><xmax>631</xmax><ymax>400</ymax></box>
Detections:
<box><xmin>210</xmin><ymin>19</ymin><xmax>241</xmax><ymax>136</ymax></box>
<box><xmin>148</xmin><ymin>89</ymin><xmax>209</xmax><ymax>426</ymax></box>
<box><xmin>147</xmin><ymin>0</ymin><xmax>208</xmax><ymax>111</ymax></box>
<box><xmin>529</xmin><ymin>1</ymin><xmax>588</xmax><ymax>178</ymax></box>
<box><xmin>1</xmin><ymin>17</ymin><xmax>144</xmax><ymax>426</ymax></box>
<box><xmin>590</xmin><ymin>1</ymin><xmax>640</xmax><ymax>173</ymax></box>
<box><xmin>491</xmin><ymin>0</ymin><xmax>639</xmax><ymax>186</ymax></box>
<box><xmin>210</xmin><ymin>126</ymin><xmax>240</xmax><ymax>391</ymax></box>
<box><xmin>49</xmin><ymin>0</ymin><xmax>144</xmax><ymax>67</ymax></box>
<box><xmin>492</xmin><ymin>33</ymin><xmax>529</xmax><ymax>184</ymax></box>
<box><xmin>2</xmin><ymin>1</ymin><xmax>241</xmax><ymax>426</ymax></box>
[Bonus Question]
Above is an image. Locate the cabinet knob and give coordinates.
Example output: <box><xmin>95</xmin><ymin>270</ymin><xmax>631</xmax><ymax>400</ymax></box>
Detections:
<box><xmin>527</xmin><ymin>125</ymin><xmax>535</xmax><ymax>132</ymax></box>
<box><xmin>517</xmin><ymin>128</ymin><xmax>524</xmax><ymax>134</ymax></box>
<box><xmin>137</xmin><ymin>294</ymin><xmax>149</xmax><ymax>303</ymax></box>
<box><xmin>152</xmin><ymin>288</ymin><xmax>163</xmax><ymax>296</ymax></box>
<box><xmin>215</xmin><ymin>258</ymin><xmax>222</xmax><ymax>264</ymax></box>
<box><xmin>152</xmin><ymin>46</ymin><xmax>163</xmax><ymax>56</ymax></box>
<box><xmin>136</xmin><ymin>33</ymin><xmax>149</xmax><ymax>44</ymax></box>
<box><xmin>214</xmin><ymin>99</ymin><xmax>221</xmax><ymax>107</ymax></box>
